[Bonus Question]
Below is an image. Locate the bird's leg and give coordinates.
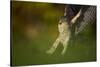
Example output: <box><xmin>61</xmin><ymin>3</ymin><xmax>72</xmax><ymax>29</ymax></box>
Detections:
<box><xmin>61</xmin><ymin>43</ymin><xmax>68</xmax><ymax>55</ymax></box>
<box><xmin>61</xmin><ymin>35</ymin><xmax>70</xmax><ymax>55</ymax></box>
<box><xmin>46</xmin><ymin>36</ymin><xmax>60</xmax><ymax>54</ymax></box>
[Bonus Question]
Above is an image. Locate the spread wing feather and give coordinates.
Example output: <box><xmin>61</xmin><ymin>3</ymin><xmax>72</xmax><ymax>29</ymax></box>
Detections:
<box><xmin>75</xmin><ymin>6</ymin><xmax>96</xmax><ymax>34</ymax></box>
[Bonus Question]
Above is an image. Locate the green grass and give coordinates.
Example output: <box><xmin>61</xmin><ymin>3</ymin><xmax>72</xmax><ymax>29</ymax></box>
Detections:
<box><xmin>12</xmin><ymin>23</ymin><xmax>96</xmax><ymax>66</ymax></box>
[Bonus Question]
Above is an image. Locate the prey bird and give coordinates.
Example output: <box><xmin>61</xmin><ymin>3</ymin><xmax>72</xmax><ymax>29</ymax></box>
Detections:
<box><xmin>46</xmin><ymin>5</ymin><xmax>96</xmax><ymax>55</ymax></box>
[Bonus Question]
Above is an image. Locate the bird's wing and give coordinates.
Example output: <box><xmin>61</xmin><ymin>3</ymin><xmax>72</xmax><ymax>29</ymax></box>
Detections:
<box><xmin>75</xmin><ymin>6</ymin><xmax>96</xmax><ymax>34</ymax></box>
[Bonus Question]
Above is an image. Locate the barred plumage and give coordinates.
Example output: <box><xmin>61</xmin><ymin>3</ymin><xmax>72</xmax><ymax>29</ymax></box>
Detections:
<box><xmin>75</xmin><ymin>6</ymin><xmax>96</xmax><ymax>34</ymax></box>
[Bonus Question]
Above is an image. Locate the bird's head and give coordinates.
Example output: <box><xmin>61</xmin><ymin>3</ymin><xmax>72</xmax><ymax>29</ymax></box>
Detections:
<box><xmin>58</xmin><ymin>16</ymin><xmax>70</xmax><ymax>26</ymax></box>
<box><xmin>58</xmin><ymin>16</ymin><xmax>71</xmax><ymax>33</ymax></box>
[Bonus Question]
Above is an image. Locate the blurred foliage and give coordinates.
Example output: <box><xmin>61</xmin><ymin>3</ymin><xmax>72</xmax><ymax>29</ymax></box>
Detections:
<box><xmin>11</xmin><ymin>1</ymin><xmax>96</xmax><ymax>66</ymax></box>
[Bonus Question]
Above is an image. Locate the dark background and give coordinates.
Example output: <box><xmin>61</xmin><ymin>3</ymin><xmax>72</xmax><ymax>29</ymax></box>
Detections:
<box><xmin>11</xmin><ymin>1</ymin><xmax>96</xmax><ymax>66</ymax></box>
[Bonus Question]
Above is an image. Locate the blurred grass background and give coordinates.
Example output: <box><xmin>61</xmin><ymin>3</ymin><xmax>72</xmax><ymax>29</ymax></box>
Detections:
<box><xmin>11</xmin><ymin>1</ymin><xmax>96</xmax><ymax>66</ymax></box>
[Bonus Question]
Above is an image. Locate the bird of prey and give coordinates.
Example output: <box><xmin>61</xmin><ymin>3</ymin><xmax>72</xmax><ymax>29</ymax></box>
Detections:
<box><xmin>46</xmin><ymin>5</ymin><xmax>96</xmax><ymax>55</ymax></box>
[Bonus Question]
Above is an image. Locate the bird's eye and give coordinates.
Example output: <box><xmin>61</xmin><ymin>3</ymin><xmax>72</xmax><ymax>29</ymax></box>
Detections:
<box><xmin>59</xmin><ymin>22</ymin><xmax>62</xmax><ymax>25</ymax></box>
